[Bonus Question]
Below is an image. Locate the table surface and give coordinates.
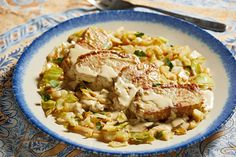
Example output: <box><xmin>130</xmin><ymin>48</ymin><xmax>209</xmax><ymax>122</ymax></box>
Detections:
<box><xmin>0</xmin><ymin>0</ymin><xmax>236</xmax><ymax>156</ymax></box>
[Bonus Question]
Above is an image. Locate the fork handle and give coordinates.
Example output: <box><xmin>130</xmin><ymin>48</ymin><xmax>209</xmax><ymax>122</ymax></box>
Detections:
<box><xmin>134</xmin><ymin>4</ymin><xmax>226</xmax><ymax>32</ymax></box>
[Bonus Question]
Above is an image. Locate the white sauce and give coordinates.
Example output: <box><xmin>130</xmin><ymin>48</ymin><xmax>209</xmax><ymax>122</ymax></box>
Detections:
<box><xmin>75</xmin><ymin>65</ymin><xmax>97</xmax><ymax>82</ymax></box>
<box><xmin>201</xmin><ymin>90</ymin><xmax>214</xmax><ymax>111</ymax></box>
<box><xmin>141</xmin><ymin>90</ymin><xmax>173</xmax><ymax>109</ymax></box>
<box><xmin>99</xmin><ymin>65</ymin><xmax>118</xmax><ymax>81</ymax></box>
<box><xmin>81</xmin><ymin>99</ymin><xmax>105</xmax><ymax>112</ymax></box>
<box><xmin>114</xmin><ymin>77</ymin><xmax>139</xmax><ymax>108</ymax></box>
<box><xmin>69</xmin><ymin>44</ymin><xmax>91</xmax><ymax>64</ymax></box>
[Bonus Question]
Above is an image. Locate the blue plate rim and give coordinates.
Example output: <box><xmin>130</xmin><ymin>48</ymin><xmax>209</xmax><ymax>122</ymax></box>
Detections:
<box><xmin>12</xmin><ymin>10</ymin><xmax>236</xmax><ymax>156</ymax></box>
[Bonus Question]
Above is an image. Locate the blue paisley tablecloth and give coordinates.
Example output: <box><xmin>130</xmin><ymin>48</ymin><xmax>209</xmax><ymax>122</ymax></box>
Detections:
<box><xmin>0</xmin><ymin>0</ymin><xmax>236</xmax><ymax>156</ymax></box>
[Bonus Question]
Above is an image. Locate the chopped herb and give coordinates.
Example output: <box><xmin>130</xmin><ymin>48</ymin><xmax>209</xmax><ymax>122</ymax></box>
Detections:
<box><xmin>185</xmin><ymin>66</ymin><xmax>192</xmax><ymax>73</ymax></box>
<box><xmin>49</xmin><ymin>80</ymin><xmax>59</xmax><ymax>88</ymax></box>
<box><xmin>152</xmin><ymin>83</ymin><xmax>162</xmax><ymax>87</ymax></box>
<box><xmin>135</xmin><ymin>32</ymin><xmax>144</xmax><ymax>37</ymax></box>
<box><xmin>134</xmin><ymin>50</ymin><xmax>146</xmax><ymax>57</ymax></box>
<box><xmin>155</xmin><ymin>131</ymin><xmax>164</xmax><ymax>139</ymax></box>
<box><xmin>53</xmin><ymin>57</ymin><xmax>64</xmax><ymax>64</ymax></box>
<box><xmin>77</xmin><ymin>81</ymin><xmax>88</xmax><ymax>91</ymax></box>
<box><xmin>164</xmin><ymin>58</ymin><xmax>173</xmax><ymax>71</ymax></box>
<box><xmin>96</xmin><ymin>122</ymin><xmax>102</xmax><ymax>130</ymax></box>
<box><xmin>79</xmin><ymin>84</ymin><xmax>86</xmax><ymax>89</ymax></box>
<box><xmin>41</xmin><ymin>93</ymin><xmax>50</xmax><ymax>101</ymax></box>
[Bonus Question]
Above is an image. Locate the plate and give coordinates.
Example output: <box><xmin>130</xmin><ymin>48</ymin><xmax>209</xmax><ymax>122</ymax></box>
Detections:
<box><xmin>12</xmin><ymin>10</ymin><xmax>236</xmax><ymax>156</ymax></box>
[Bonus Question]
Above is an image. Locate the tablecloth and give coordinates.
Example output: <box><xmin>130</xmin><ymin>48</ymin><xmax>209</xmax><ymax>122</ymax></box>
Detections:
<box><xmin>0</xmin><ymin>0</ymin><xmax>236</xmax><ymax>156</ymax></box>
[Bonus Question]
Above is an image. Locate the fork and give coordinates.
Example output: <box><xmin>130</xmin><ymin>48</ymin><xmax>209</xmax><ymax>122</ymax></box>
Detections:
<box><xmin>87</xmin><ymin>0</ymin><xmax>226</xmax><ymax>32</ymax></box>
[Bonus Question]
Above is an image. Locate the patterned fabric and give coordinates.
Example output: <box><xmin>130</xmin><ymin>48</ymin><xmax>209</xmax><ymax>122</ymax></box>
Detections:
<box><xmin>0</xmin><ymin>0</ymin><xmax>236</xmax><ymax>156</ymax></box>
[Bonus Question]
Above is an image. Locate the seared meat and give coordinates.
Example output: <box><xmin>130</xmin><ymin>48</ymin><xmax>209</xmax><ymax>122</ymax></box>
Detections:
<box><xmin>118</xmin><ymin>63</ymin><xmax>160</xmax><ymax>90</ymax></box>
<box><xmin>66</xmin><ymin>50</ymin><xmax>139</xmax><ymax>90</ymax></box>
<box><xmin>62</xmin><ymin>27</ymin><xmax>113</xmax><ymax>75</ymax></box>
<box><xmin>62</xmin><ymin>27</ymin><xmax>112</xmax><ymax>74</ymax></box>
<box><xmin>68</xmin><ymin>27</ymin><xmax>112</xmax><ymax>50</ymax></box>
<box><xmin>130</xmin><ymin>84</ymin><xmax>204</xmax><ymax>121</ymax></box>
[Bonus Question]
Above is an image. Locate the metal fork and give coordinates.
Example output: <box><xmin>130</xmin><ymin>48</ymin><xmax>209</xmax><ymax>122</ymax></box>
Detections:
<box><xmin>87</xmin><ymin>0</ymin><xmax>226</xmax><ymax>32</ymax></box>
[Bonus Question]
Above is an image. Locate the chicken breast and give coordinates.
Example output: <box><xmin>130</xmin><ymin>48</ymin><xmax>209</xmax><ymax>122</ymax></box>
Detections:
<box><xmin>130</xmin><ymin>84</ymin><xmax>204</xmax><ymax>121</ymax></box>
<box><xmin>68</xmin><ymin>27</ymin><xmax>112</xmax><ymax>50</ymax></box>
<box><xmin>66</xmin><ymin>50</ymin><xmax>139</xmax><ymax>90</ymax></box>
<box><xmin>62</xmin><ymin>27</ymin><xmax>113</xmax><ymax>74</ymax></box>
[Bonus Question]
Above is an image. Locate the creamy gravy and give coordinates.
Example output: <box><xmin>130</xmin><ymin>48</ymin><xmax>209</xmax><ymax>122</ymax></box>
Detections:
<box><xmin>141</xmin><ymin>90</ymin><xmax>173</xmax><ymax>108</ymax></box>
<box><xmin>80</xmin><ymin>99</ymin><xmax>105</xmax><ymax>112</ymax></box>
<box><xmin>115</xmin><ymin>77</ymin><xmax>139</xmax><ymax>108</ymax></box>
<box><xmin>75</xmin><ymin>65</ymin><xmax>97</xmax><ymax>82</ymax></box>
<box><xmin>99</xmin><ymin>65</ymin><xmax>118</xmax><ymax>81</ymax></box>
<box><xmin>69</xmin><ymin>44</ymin><xmax>91</xmax><ymax>64</ymax></box>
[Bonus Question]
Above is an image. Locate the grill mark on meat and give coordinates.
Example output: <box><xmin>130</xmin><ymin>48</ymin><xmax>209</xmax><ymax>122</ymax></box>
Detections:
<box><xmin>68</xmin><ymin>27</ymin><xmax>112</xmax><ymax>50</ymax></box>
<box><xmin>78</xmin><ymin>50</ymin><xmax>132</xmax><ymax>59</ymax></box>
<box><xmin>118</xmin><ymin>63</ymin><xmax>159</xmax><ymax>90</ymax></box>
<box><xmin>160</xmin><ymin>84</ymin><xmax>199</xmax><ymax>91</ymax></box>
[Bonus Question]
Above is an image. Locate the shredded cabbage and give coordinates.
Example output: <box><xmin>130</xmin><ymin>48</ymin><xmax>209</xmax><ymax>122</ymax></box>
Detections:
<box><xmin>42</xmin><ymin>66</ymin><xmax>63</xmax><ymax>83</ymax></box>
<box><xmin>42</xmin><ymin>100</ymin><xmax>56</xmax><ymax>116</ymax></box>
<box><xmin>129</xmin><ymin>132</ymin><xmax>154</xmax><ymax>144</ymax></box>
<box><xmin>193</xmin><ymin>73</ymin><xmax>214</xmax><ymax>89</ymax></box>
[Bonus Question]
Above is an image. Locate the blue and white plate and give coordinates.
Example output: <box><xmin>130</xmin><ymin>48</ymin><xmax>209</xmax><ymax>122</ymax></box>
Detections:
<box><xmin>12</xmin><ymin>10</ymin><xmax>236</xmax><ymax>156</ymax></box>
